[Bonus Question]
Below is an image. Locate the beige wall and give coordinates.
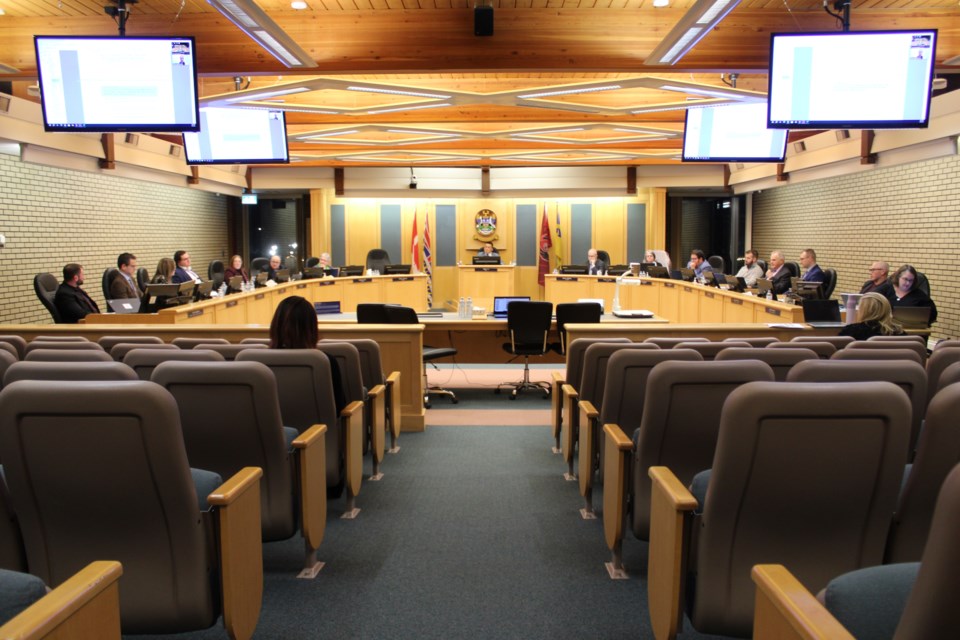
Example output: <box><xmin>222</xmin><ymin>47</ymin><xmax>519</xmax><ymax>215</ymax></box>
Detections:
<box><xmin>0</xmin><ymin>152</ymin><xmax>228</xmax><ymax>324</ymax></box>
<box><xmin>752</xmin><ymin>153</ymin><xmax>960</xmax><ymax>340</ymax></box>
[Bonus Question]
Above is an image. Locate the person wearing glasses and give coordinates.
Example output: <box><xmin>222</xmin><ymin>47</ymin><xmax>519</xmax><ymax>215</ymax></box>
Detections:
<box><xmin>860</xmin><ymin>261</ymin><xmax>889</xmax><ymax>294</ymax></box>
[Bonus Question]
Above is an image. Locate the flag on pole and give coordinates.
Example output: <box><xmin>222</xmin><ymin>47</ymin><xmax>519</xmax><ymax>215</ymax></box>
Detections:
<box><xmin>538</xmin><ymin>205</ymin><xmax>552</xmax><ymax>286</ymax></box>
<box><xmin>423</xmin><ymin>213</ymin><xmax>434</xmax><ymax>308</ymax></box>
<box><xmin>554</xmin><ymin>205</ymin><xmax>564</xmax><ymax>270</ymax></box>
<box><xmin>411</xmin><ymin>212</ymin><xmax>421</xmax><ymax>274</ymax></box>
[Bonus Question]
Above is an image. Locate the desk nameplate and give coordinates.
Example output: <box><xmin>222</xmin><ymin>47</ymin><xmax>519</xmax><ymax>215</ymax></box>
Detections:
<box><xmin>188</xmin><ymin>309</ymin><xmax>204</xmax><ymax>318</ymax></box>
<box><xmin>226</xmin><ymin>300</ymin><xmax>238</xmax><ymax>308</ymax></box>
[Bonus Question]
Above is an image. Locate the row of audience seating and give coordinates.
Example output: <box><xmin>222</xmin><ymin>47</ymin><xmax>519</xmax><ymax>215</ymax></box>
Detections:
<box><xmin>0</xmin><ymin>333</ymin><xmax>401</xmax><ymax>638</ymax></box>
<box><xmin>549</xmin><ymin>334</ymin><xmax>960</xmax><ymax>639</ymax></box>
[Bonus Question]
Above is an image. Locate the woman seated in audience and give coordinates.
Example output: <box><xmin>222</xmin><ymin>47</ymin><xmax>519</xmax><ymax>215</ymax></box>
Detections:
<box><xmin>223</xmin><ymin>254</ymin><xmax>249</xmax><ymax>284</ymax></box>
<box><xmin>269</xmin><ymin>296</ymin><xmax>345</xmax><ymax>410</ymax></box>
<box><xmin>876</xmin><ymin>264</ymin><xmax>938</xmax><ymax>325</ymax></box>
<box><xmin>150</xmin><ymin>257</ymin><xmax>175</xmax><ymax>284</ymax></box>
<box><xmin>839</xmin><ymin>292</ymin><xmax>904</xmax><ymax>340</ymax></box>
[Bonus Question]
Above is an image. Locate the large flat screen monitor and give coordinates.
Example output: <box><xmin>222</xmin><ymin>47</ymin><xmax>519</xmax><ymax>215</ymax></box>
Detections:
<box><xmin>183</xmin><ymin>107</ymin><xmax>290</xmax><ymax>165</ymax></box>
<box><xmin>767</xmin><ymin>30</ymin><xmax>937</xmax><ymax>130</ymax></box>
<box><xmin>683</xmin><ymin>101</ymin><xmax>788</xmax><ymax>162</ymax></box>
<box><xmin>34</xmin><ymin>35</ymin><xmax>200</xmax><ymax>133</ymax></box>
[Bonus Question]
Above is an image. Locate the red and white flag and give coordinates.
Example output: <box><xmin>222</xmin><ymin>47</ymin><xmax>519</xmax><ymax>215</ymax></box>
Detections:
<box><xmin>411</xmin><ymin>212</ymin><xmax>421</xmax><ymax>273</ymax></box>
<box><xmin>423</xmin><ymin>214</ymin><xmax>433</xmax><ymax>308</ymax></box>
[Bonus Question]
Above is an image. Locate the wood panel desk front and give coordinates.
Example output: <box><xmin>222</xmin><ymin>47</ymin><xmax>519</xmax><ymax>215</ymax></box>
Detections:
<box><xmin>457</xmin><ymin>265</ymin><xmax>515</xmax><ymax>312</ymax></box>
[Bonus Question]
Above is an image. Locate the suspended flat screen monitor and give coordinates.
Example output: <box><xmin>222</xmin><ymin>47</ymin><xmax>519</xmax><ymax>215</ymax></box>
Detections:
<box><xmin>767</xmin><ymin>30</ymin><xmax>937</xmax><ymax>130</ymax></box>
<box><xmin>682</xmin><ymin>101</ymin><xmax>788</xmax><ymax>162</ymax></box>
<box><xmin>34</xmin><ymin>35</ymin><xmax>200</xmax><ymax>133</ymax></box>
<box><xmin>183</xmin><ymin>107</ymin><xmax>290</xmax><ymax>165</ymax></box>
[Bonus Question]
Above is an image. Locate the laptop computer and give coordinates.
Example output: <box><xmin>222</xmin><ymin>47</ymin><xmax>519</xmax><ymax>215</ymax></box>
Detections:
<box><xmin>756</xmin><ymin>278</ymin><xmax>776</xmax><ymax>301</ymax></box>
<box><xmin>893</xmin><ymin>306</ymin><xmax>932</xmax><ymax>329</ymax></box>
<box><xmin>492</xmin><ymin>296</ymin><xmax>531</xmax><ymax>318</ymax></box>
<box><xmin>107</xmin><ymin>298</ymin><xmax>141</xmax><ymax>314</ymax></box>
<box><xmin>802</xmin><ymin>299</ymin><xmax>845</xmax><ymax>328</ymax></box>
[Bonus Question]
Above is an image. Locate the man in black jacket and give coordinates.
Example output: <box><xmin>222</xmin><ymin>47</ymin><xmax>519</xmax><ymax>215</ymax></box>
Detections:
<box><xmin>54</xmin><ymin>263</ymin><xmax>100</xmax><ymax>323</ymax></box>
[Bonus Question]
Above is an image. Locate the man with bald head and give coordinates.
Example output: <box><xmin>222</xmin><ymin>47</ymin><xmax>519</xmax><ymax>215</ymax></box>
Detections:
<box><xmin>861</xmin><ymin>261</ymin><xmax>889</xmax><ymax>294</ymax></box>
<box><xmin>766</xmin><ymin>249</ymin><xmax>792</xmax><ymax>295</ymax></box>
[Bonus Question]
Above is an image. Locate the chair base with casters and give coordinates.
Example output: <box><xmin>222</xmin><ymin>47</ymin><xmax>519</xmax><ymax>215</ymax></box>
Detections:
<box><xmin>495</xmin><ymin>355</ymin><xmax>552</xmax><ymax>399</ymax></box>
<box><xmin>423</xmin><ymin>346</ymin><xmax>458</xmax><ymax>408</ymax></box>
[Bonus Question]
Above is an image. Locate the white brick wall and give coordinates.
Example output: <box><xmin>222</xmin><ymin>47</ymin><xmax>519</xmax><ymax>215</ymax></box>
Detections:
<box><xmin>0</xmin><ymin>153</ymin><xmax>228</xmax><ymax>324</ymax></box>
<box><xmin>753</xmin><ymin>154</ymin><xmax>960</xmax><ymax>340</ymax></box>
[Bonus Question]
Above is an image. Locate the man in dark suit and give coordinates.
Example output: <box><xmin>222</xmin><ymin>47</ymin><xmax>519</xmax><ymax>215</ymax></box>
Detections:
<box><xmin>766</xmin><ymin>249</ymin><xmax>792</xmax><ymax>295</ymax></box>
<box><xmin>800</xmin><ymin>248</ymin><xmax>824</xmax><ymax>282</ymax></box>
<box><xmin>108</xmin><ymin>252</ymin><xmax>142</xmax><ymax>300</ymax></box>
<box><xmin>54</xmin><ymin>263</ymin><xmax>100</xmax><ymax>323</ymax></box>
<box><xmin>171</xmin><ymin>250</ymin><xmax>201</xmax><ymax>284</ymax></box>
<box><xmin>586</xmin><ymin>248</ymin><xmax>606</xmax><ymax>275</ymax></box>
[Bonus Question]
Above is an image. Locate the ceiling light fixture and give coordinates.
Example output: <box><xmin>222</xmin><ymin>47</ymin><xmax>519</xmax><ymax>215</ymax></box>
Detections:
<box><xmin>206</xmin><ymin>0</ymin><xmax>318</xmax><ymax>68</ymax></box>
<box><xmin>658</xmin><ymin>84</ymin><xmax>749</xmax><ymax>100</ymax></box>
<box><xmin>290</xmin><ymin>0</ymin><xmax>308</xmax><ymax>8</ymax></box>
<box><xmin>652</xmin><ymin>0</ymin><xmax>670</xmax><ymax>6</ymax></box>
<box><xmin>300</xmin><ymin>129</ymin><xmax>361</xmax><ymax>139</ymax></box>
<box><xmin>517</xmin><ymin>84</ymin><xmax>622</xmax><ymax>99</ymax></box>
<box><xmin>225</xmin><ymin>86</ymin><xmax>311</xmax><ymax>102</ymax></box>
<box><xmin>0</xmin><ymin>63</ymin><xmax>19</xmax><ymax>74</ymax></box>
<box><xmin>366</xmin><ymin>103</ymin><xmax>452</xmax><ymax>115</ymax></box>
<box><xmin>347</xmin><ymin>86</ymin><xmax>451</xmax><ymax>99</ymax></box>
<box><xmin>644</xmin><ymin>0</ymin><xmax>743</xmax><ymax>66</ymax></box>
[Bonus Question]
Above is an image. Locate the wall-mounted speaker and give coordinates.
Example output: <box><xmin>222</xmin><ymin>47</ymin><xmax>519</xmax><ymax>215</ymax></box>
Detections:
<box><xmin>474</xmin><ymin>6</ymin><xmax>493</xmax><ymax>37</ymax></box>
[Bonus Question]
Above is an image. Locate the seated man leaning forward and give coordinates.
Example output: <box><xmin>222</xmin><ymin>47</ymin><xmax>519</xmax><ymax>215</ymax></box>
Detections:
<box><xmin>735</xmin><ymin>249</ymin><xmax>764</xmax><ymax>288</ymax></box>
<box><xmin>766</xmin><ymin>250</ymin><xmax>792</xmax><ymax>295</ymax></box>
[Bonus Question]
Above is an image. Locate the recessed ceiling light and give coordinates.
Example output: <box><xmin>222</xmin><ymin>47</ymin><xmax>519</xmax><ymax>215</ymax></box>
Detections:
<box><xmin>291</xmin><ymin>1</ymin><xmax>308</xmax><ymax>8</ymax></box>
<box><xmin>653</xmin><ymin>0</ymin><xmax>670</xmax><ymax>6</ymax></box>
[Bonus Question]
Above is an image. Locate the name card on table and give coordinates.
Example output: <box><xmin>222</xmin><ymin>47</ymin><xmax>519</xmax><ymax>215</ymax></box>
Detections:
<box><xmin>187</xmin><ymin>309</ymin><xmax>204</xmax><ymax>318</ymax></box>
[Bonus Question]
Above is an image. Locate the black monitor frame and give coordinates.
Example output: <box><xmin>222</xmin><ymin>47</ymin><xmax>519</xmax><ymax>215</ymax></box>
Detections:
<box><xmin>679</xmin><ymin>267</ymin><xmax>696</xmax><ymax>282</ymax></box>
<box><xmin>384</xmin><ymin>264</ymin><xmax>413</xmax><ymax>274</ymax></box>
<box><xmin>275</xmin><ymin>269</ymin><xmax>291</xmax><ymax>283</ymax></box>
<box><xmin>339</xmin><ymin>266</ymin><xmax>365</xmax><ymax>277</ymax></box>
<box><xmin>472</xmin><ymin>256</ymin><xmax>501</xmax><ymax>266</ymax></box>
<box><xmin>560</xmin><ymin>265</ymin><xmax>588</xmax><ymax>275</ymax></box>
<box><xmin>791</xmin><ymin>277</ymin><xmax>824</xmax><ymax>300</ymax></box>
<box><xmin>645</xmin><ymin>265</ymin><xmax>671</xmax><ymax>279</ymax></box>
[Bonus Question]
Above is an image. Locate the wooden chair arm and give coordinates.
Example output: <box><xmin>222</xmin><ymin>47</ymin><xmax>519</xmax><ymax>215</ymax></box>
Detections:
<box><xmin>385</xmin><ymin>371</ymin><xmax>401</xmax><ymax>440</ymax></box>
<box><xmin>342</xmin><ymin>400</ymin><xmax>365</xmax><ymax>500</ymax></box>
<box><xmin>0</xmin><ymin>561</ymin><xmax>123</xmax><ymax>640</ymax></box>
<box><xmin>209</xmin><ymin>466</ymin><xmax>263</xmax><ymax>640</ymax></box>
<box><xmin>578</xmin><ymin>400</ymin><xmax>600</xmax><ymax>498</ymax></box>
<box><xmin>561</xmin><ymin>384</ymin><xmax>579</xmax><ymax>464</ymax></box>
<box><xmin>293</xmin><ymin>424</ymin><xmax>328</xmax><ymax>553</ymax></box>
<box><xmin>751</xmin><ymin>565</ymin><xmax>855</xmax><ymax>640</ymax></box>
<box><xmin>648</xmin><ymin>466</ymin><xmax>698</xmax><ymax>640</ymax></box>
<box><xmin>603</xmin><ymin>423</ymin><xmax>634</xmax><ymax>553</ymax></box>
<box><xmin>550</xmin><ymin>372</ymin><xmax>565</xmax><ymax>440</ymax></box>
<box><xmin>550</xmin><ymin>371</ymin><xmax>564</xmax><ymax>385</ymax></box>
<box><xmin>367</xmin><ymin>384</ymin><xmax>387</xmax><ymax>464</ymax></box>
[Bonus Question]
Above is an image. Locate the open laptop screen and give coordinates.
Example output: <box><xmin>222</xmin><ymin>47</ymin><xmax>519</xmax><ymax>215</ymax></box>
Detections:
<box><xmin>493</xmin><ymin>296</ymin><xmax>531</xmax><ymax>316</ymax></box>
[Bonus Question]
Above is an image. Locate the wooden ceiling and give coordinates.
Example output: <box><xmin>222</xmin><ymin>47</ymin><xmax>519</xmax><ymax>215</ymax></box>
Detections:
<box><xmin>1</xmin><ymin>0</ymin><xmax>958</xmax><ymax>167</ymax></box>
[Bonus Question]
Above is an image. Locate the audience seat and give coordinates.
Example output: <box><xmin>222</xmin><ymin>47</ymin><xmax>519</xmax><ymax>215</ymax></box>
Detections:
<box><xmin>768</xmin><ymin>340</ymin><xmax>836</xmax><ymax>359</ymax></box>
<box><xmin>832</xmin><ymin>347</ymin><xmax>923</xmax><ymax>365</ymax></box>
<box><xmin>0</xmin><ymin>379</ymin><xmax>263</xmax><ymax>637</ymax></box>
<box><xmin>151</xmin><ymin>360</ymin><xmax>328</xmax><ymax>578</ymax></box>
<box><xmin>123</xmin><ymin>348</ymin><xmax>224</xmax><ymax>381</ymax></box>
<box><xmin>24</xmin><ymin>341</ymin><xmax>102</xmax><ymax>355</ymax></box>
<box><xmin>33</xmin><ymin>274</ymin><xmax>62</xmax><ymax>324</ymax></box>
<box><xmin>725</xmin><ymin>336</ymin><xmax>776</xmax><ymax>348</ymax></box>
<box><xmin>171</xmin><ymin>337</ymin><xmax>231</xmax><ymax>349</ymax></box>
<box><xmin>847</xmin><ymin>339</ymin><xmax>926</xmax><ymax>363</ymax></box>
<box><xmin>922</xmin><ymin>347</ymin><xmax>960</xmax><ymax>406</ymax></box>
<box><xmin>4</xmin><ymin>361</ymin><xmax>137</xmax><ymax>386</ymax></box>
<box><xmin>0</xmin><ymin>351</ymin><xmax>16</xmax><ymax>391</ymax></box>
<box><xmin>240</xmin><ymin>338</ymin><xmax>272</xmax><ymax>346</ymax></box>
<box><xmin>0</xmin><ymin>336</ymin><xmax>26</xmax><ymax>360</ymax></box>
<box><xmin>32</xmin><ymin>336</ymin><xmax>89</xmax><ymax>342</ymax></box>
<box><xmin>715</xmin><ymin>346</ymin><xmax>818</xmax><ymax>381</ymax></box>
<box><xmin>0</xmin><ymin>343</ymin><xmax>17</xmax><ymax>360</ymax></box>
<box><xmin>603</xmin><ymin>359</ymin><xmax>772</xmax><ymax>576</ymax></box>
<box><xmin>674</xmin><ymin>340</ymin><xmax>751</xmax><ymax>361</ymax></box>
<box><xmin>203</xmin><ymin>343</ymin><xmax>269</xmax><ymax>361</ymax></box>
<box><xmin>97</xmin><ymin>335</ymin><xmax>164</xmax><ymax>353</ymax></box>
<box><xmin>791</xmin><ymin>335</ymin><xmax>855</xmax><ymax>350</ymax></box>
<box><xmin>109</xmin><ymin>342</ymin><xmax>179</xmax><ymax>362</ymax></box>
<box><xmin>648</xmin><ymin>381</ymin><xmax>910</xmax><ymax>639</ymax></box>
<box><xmin>24</xmin><ymin>349</ymin><xmax>114</xmax><ymax>363</ymax></box>
<box><xmin>867</xmin><ymin>334</ymin><xmax>927</xmax><ymax>347</ymax></box>
<box><xmin>645</xmin><ymin>336</ymin><xmax>708</xmax><ymax>349</ymax></box>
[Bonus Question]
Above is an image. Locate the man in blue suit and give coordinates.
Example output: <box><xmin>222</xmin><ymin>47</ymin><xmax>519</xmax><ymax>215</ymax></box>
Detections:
<box><xmin>171</xmin><ymin>250</ymin><xmax>201</xmax><ymax>284</ymax></box>
<box><xmin>800</xmin><ymin>248</ymin><xmax>824</xmax><ymax>282</ymax></box>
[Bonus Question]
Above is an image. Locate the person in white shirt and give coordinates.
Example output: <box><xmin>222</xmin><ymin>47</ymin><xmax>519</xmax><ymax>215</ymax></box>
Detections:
<box><xmin>735</xmin><ymin>249</ymin><xmax>764</xmax><ymax>287</ymax></box>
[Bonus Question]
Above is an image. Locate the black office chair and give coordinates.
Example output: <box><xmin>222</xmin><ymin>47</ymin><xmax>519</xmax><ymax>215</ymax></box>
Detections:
<box><xmin>283</xmin><ymin>255</ymin><xmax>299</xmax><ymax>275</ymax></box>
<box><xmin>136</xmin><ymin>267</ymin><xmax>149</xmax><ymax>294</ymax></box>
<box><xmin>596</xmin><ymin>250</ymin><xmax>611</xmax><ymax>266</ymax></box>
<box><xmin>207</xmin><ymin>260</ymin><xmax>224</xmax><ymax>289</ymax></box>
<box><xmin>250</xmin><ymin>257</ymin><xmax>269</xmax><ymax>277</ymax></box>
<box><xmin>916</xmin><ymin>271</ymin><xmax>931</xmax><ymax>297</ymax></box>
<box><xmin>365</xmin><ymin>249</ymin><xmax>390</xmax><ymax>274</ymax></box>
<box><xmin>102</xmin><ymin>268</ymin><xmax>119</xmax><ymax>301</ymax></box>
<box><xmin>785</xmin><ymin>261</ymin><xmax>800</xmax><ymax>278</ymax></box>
<box><xmin>708</xmin><ymin>255</ymin><xmax>725</xmax><ymax>272</ymax></box>
<box><xmin>357</xmin><ymin>303</ymin><xmax>390</xmax><ymax>324</ymax></box>
<box><xmin>757</xmin><ymin>259</ymin><xmax>767</xmax><ymax>274</ymax></box>
<box><xmin>821</xmin><ymin>267</ymin><xmax>838</xmax><ymax>299</ymax></box>
<box><xmin>305</xmin><ymin>256</ymin><xmax>320</xmax><ymax>269</ymax></box>
<box><xmin>497</xmin><ymin>301</ymin><xmax>553</xmax><ymax>399</ymax></box>
<box><xmin>383</xmin><ymin>304</ymin><xmax>458</xmax><ymax>408</ymax></box>
<box><xmin>551</xmin><ymin>302</ymin><xmax>602</xmax><ymax>355</ymax></box>
<box><xmin>33</xmin><ymin>273</ymin><xmax>62</xmax><ymax>324</ymax></box>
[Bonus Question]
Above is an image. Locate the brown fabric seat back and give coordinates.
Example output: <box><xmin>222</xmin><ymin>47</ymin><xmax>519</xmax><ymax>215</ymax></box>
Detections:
<box><xmin>847</xmin><ymin>339</ymin><xmax>926</xmax><ymax>362</ymax></box>
<box><xmin>831</xmin><ymin>347</ymin><xmax>922</xmax><ymax>365</ymax></box>
<box><xmin>0</xmin><ymin>336</ymin><xmax>27</xmax><ymax>359</ymax></box>
<box><xmin>787</xmin><ymin>359</ymin><xmax>927</xmax><ymax>457</ymax></box>
<box><xmin>895</xmin><ymin>464</ymin><xmax>960</xmax><ymax>639</ymax></box>
<box><xmin>24</xmin><ymin>349</ymin><xmax>114</xmax><ymax>363</ymax></box>
<box><xmin>31</xmin><ymin>336</ymin><xmax>89</xmax><ymax>342</ymax></box>
<box><xmin>171</xmin><ymin>337</ymin><xmax>230</xmax><ymax>349</ymax></box>
<box><xmin>97</xmin><ymin>335</ymin><xmax>164</xmax><ymax>352</ymax></box>
<box><xmin>564</xmin><ymin>338</ymin><xmax>631</xmax><ymax>391</ymax></box>
<box><xmin>4</xmin><ymin>361</ymin><xmax>137</xmax><ymax>386</ymax></box>
<box><xmin>791</xmin><ymin>335</ymin><xmax>855</xmax><ymax>350</ymax></box>
<box><xmin>316</xmin><ymin>342</ymin><xmax>365</xmax><ymax>404</ymax></box>
<box><xmin>0</xmin><ymin>351</ymin><xmax>16</xmax><ymax>391</ymax></box>
<box><xmin>24</xmin><ymin>341</ymin><xmax>103</xmax><ymax>354</ymax></box>
<box><xmin>631</xmin><ymin>359</ymin><xmax>773</xmax><ymax>540</ymax></box>
<box><xmin>886</xmin><ymin>384</ymin><xmax>960</xmax><ymax>563</ymax></box>
<box><xmin>924</xmin><ymin>346</ymin><xmax>960</xmax><ymax>404</ymax></box>
<box><xmin>110</xmin><ymin>342</ymin><xmax>180</xmax><ymax>362</ymax></box>
<box><xmin>867</xmin><ymin>334</ymin><xmax>927</xmax><ymax>346</ymax></box>
<box><xmin>320</xmin><ymin>339</ymin><xmax>384</xmax><ymax>388</ymax></box>
<box><xmin>715</xmin><ymin>346</ymin><xmax>818</xmax><ymax>381</ymax></box>
<box><xmin>203</xmin><ymin>343</ymin><xmax>269</xmax><ymax>361</ymax></box>
<box><xmin>236</xmin><ymin>349</ymin><xmax>342</xmax><ymax>486</ymax></box>
<box><xmin>579</xmin><ymin>342</ymin><xmax>658</xmax><ymax>409</ymax></box>
<box><xmin>675</xmin><ymin>341</ymin><xmax>751</xmax><ymax>361</ymax></box>
<box><xmin>644</xmin><ymin>336</ymin><xmax>709</xmax><ymax>349</ymax></box>
<box><xmin>0</xmin><ymin>380</ymin><xmax>218</xmax><ymax>633</ymax></box>
<box><xmin>935</xmin><ymin>362</ymin><xmax>960</xmax><ymax>395</ymax></box>
<box><xmin>122</xmin><ymin>348</ymin><xmax>224</xmax><ymax>381</ymax></box>
<box><xmin>768</xmin><ymin>340</ymin><xmax>836</xmax><ymax>359</ymax></box>
<box><xmin>151</xmin><ymin>361</ymin><xmax>295</xmax><ymax>541</ymax></box>
<box><xmin>725</xmin><ymin>336</ymin><xmax>777</xmax><ymax>348</ymax></box>
<box><xmin>690</xmin><ymin>381</ymin><xmax>910</xmax><ymax>637</ymax></box>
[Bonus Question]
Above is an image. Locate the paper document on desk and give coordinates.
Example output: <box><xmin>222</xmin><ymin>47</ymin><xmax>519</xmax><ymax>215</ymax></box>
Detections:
<box><xmin>767</xmin><ymin>323</ymin><xmax>806</xmax><ymax>329</ymax></box>
<box><xmin>613</xmin><ymin>309</ymin><xmax>655</xmax><ymax>319</ymax></box>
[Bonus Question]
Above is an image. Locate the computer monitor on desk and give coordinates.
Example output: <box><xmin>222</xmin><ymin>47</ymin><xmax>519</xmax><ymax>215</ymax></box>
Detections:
<box><xmin>143</xmin><ymin>283</ymin><xmax>180</xmax><ymax>313</ymax></box>
<box><xmin>791</xmin><ymin>277</ymin><xmax>824</xmax><ymax>300</ymax></box>
<box><xmin>193</xmin><ymin>281</ymin><xmax>213</xmax><ymax>301</ymax></box>
<box><xmin>275</xmin><ymin>269</ymin><xmax>291</xmax><ymax>283</ymax></box>
<box><xmin>606</xmin><ymin>264</ymin><xmax>631</xmax><ymax>276</ymax></box>
<box><xmin>385</xmin><ymin>264</ymin><xmax>412</xmax><ymax>274</ymax></box>
<box><xmin>255</xmin><ymin>272</ymin><xmax>268</xmax><ymax>287</ymax></box>
<box><xmin>560</xmin><ymin>265</ymin><xmax>588</xmax><ymax>275</ymax></box>
<box><xmin>227</xmin><ymin>275</ymin><xmax>244</xmax><ymax>291</ymax></box>
<box><xmin>339</xmin><ymin>266</ymin><xmax>364</xmax><ymax>277</ymax></box>
<box><xmin>645</xmin><ymin>265</ymin><xmax>671</xmax><ymax>279</ymax></box>
<box><xmin>756</xmin><ymin>278</ymin><xmax>776</xmax><ymax>301</ymax></box>
<box><xmin>472</xmin><ymin>255</ymin><xmax>501</xmax><ymax>266</ymax></box>
<box><xmin>492</xmin><ymin>296</ymin><xmax>531</xmax><ymax>318</ymax></box>
<box><xmin>678</xmin><ymin>268</ymin><xmax>696</xmax><ymax>282</ymax></box>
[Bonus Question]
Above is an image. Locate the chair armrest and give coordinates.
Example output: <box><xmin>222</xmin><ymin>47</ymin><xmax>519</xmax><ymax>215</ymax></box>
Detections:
<box><xmin>561</xmin><ymin>384</ymin><xmax>579</xmax><ymax>464</ymax></box>
<box><xmin>648</xmin><ymin>466</ymin><xmax>698</xmax><ymax>640</ymax></box>
<box><xmin>751</xmin><ymin>564</ymin><xmax>856</xmax><ymax>640</ymax></box>
<box><xmin>550</xmin><ymin>372</ymin><xmax>565</xmax><ymax>440</ymax></box>
<box><xmin>0</xmin><ymin>561</ymin><xmax>123</xmax><ymax>640</ymax></box>
<box><xmin>603</xmin><ymin>423</ymin><xmax>634</xmax><ymax>553</ymax></box>
<box><xmin>208</xmin><ymin>466</ymin><xmax>264</xmax><ymax>640</ymax></box>
<box><xmin>578</xmin><ymin>400</ymin><xmax>600</xmax><ymax>498</ymax></box>
<box><xmin>385</xmin><ymin>371</ymin><xmax>401</xmax><ymax>440</ymax></box>
<box><xmin>293</xmin><ymin>424</ymin><xmax>328</xmax><ymax>554</ymax></box>
<box><xmin>341</xmin><ymin>400</ymin><xmax>365</xmax><ymax>500</ymax></box>
<box><xmin>367</xmin><ymin>384</ymin><xmax>386</xmax><ymax>464</ymax></box>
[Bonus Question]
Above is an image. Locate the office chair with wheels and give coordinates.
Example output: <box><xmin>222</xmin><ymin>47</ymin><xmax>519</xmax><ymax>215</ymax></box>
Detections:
<box><xmin>283</xmin><ymin>255</ymin><xmax>299</xmax><ymax>275</ymax></box>
<box><xmin>136</xmin><ymin>267</ymin><xmax>149</xmax><ymax>293</ymax></box>
<box><xmin>34</xmin><ymin>273</ymin><xmax>62</xmax><ymax>323</ymax></box>
<box><xmin>821</xmin><ymin>267</ymin><xmax>838</xmax><ymax>299</ymax></box>
<box><xmin>102</xmin><ymin>268</ymin><xmax>120</xmax><ymax>301</ymax></box>
<box><xmin>250</xmin><ymin>257</ymin><xmax>269</xmax><ymax>277</ymax></box>
<box><xmin>305</xmin><ymin>256</ymin><xmax>320</xmax><ymax>269</ymax></box>
<box><xmin>208</xmin><ymin>260</ymin><xmax>225</xmax><ymax>289</ymax></box>
<box><xmin>551</xmin><ymin>302</ymin><xmax>602</xmax><ymax>355</ymax></box>
<box><xmin>497</xmin><ymin>301</ymin><xmax>553</xmax><ymax>399</ymax></box>
<box><xmin>785</xmin><ymin>261</ymin><xmax>800</xmax><ymax>278</ymax></box>
<box><xmin>383</xmin><ymin>304</ymin><xmax>457</xmax><ymax>407</ymax></box>
<box><xmin>357</xmin><ymin>303</ymin><xmax>390</xmax><ymax>323</ymax></box>
<box><xmin>707</xmin><ymin>255</ymin><xmax>725</xmax><ymax>273</ymax></box>
<box><xmin>916</xmin><ymin>271</ymin><xmax>931</xmax><ymax>297</ymax></box>
<box><xmin>365</xmin><ymin>249</ymin><xmax>390</xmax><ymax>273</ymax></box>
<box><xmin>596</xmin><ymin>250</ymin><xmax>611</xmax><ymax>266</ymax></box>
